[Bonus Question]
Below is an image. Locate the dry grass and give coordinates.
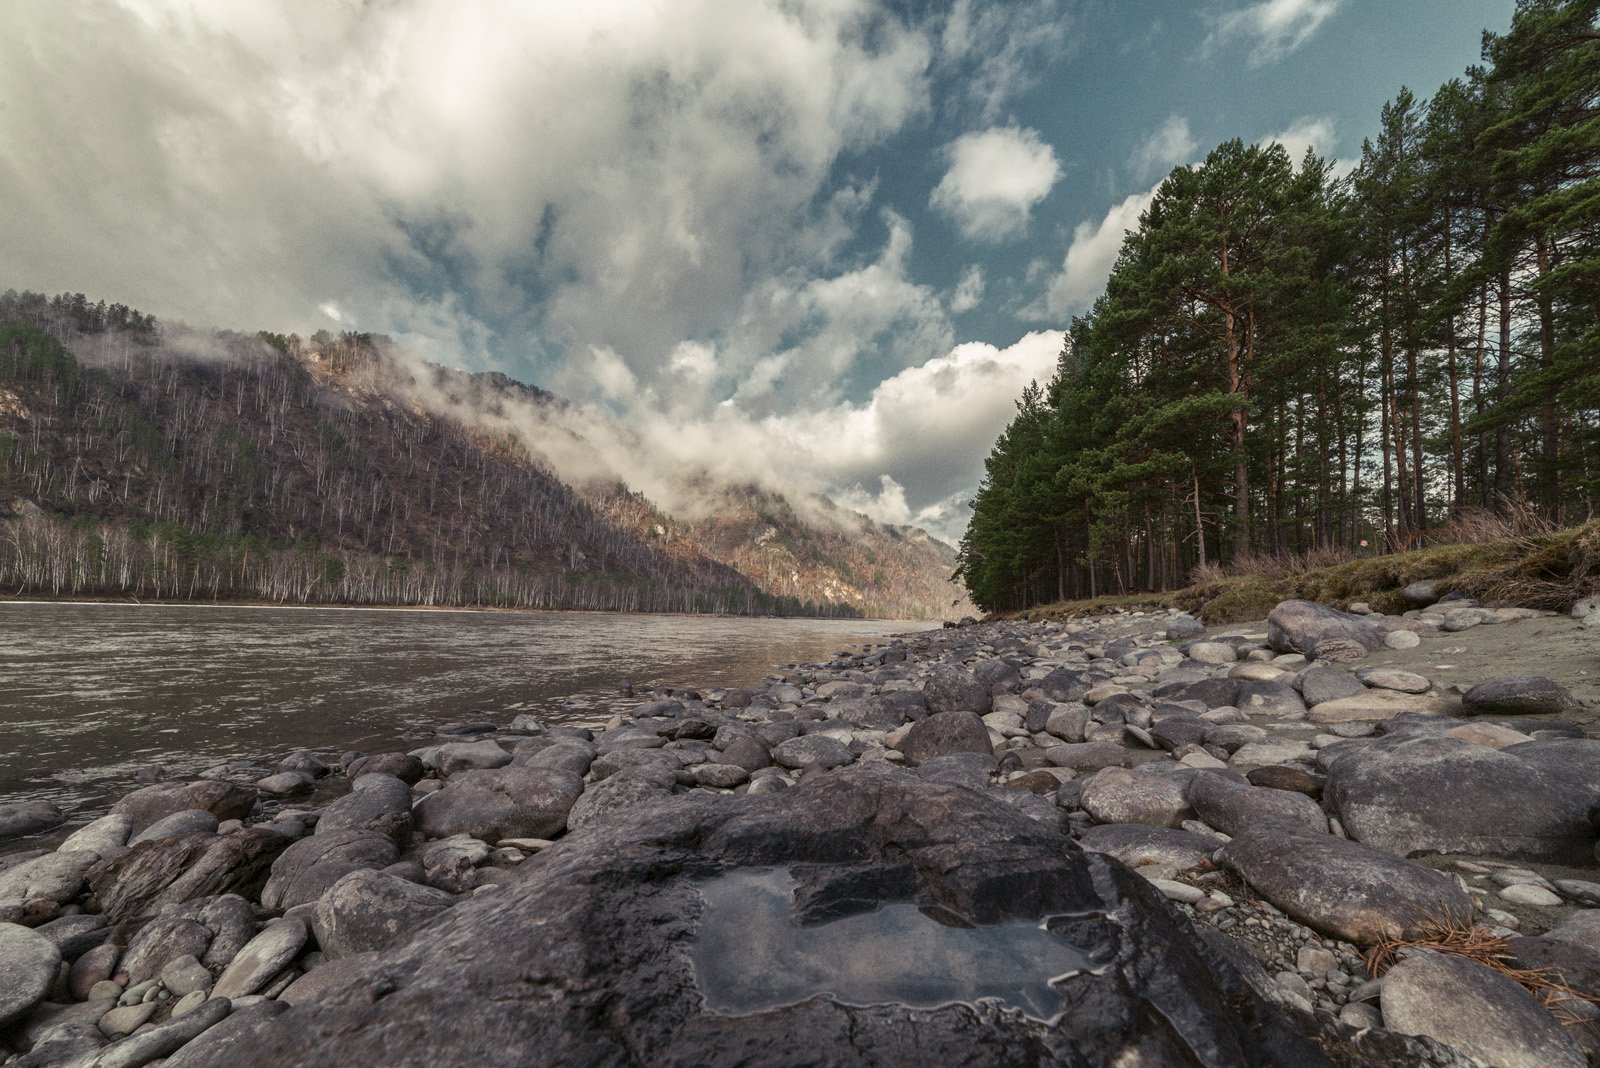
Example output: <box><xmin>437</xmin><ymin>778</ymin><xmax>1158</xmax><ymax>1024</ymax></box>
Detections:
<box><xmin>1189</xmin><ymin>546</ymin><xmax>1355</xmax><ymax>586</ymax></box>
<box><xmin>1367</xmin><ymin>911</ymin><xmax>1600</xmax><ymax>1027</ymax></box>
<box><xmin>993</xmin><ymin>517</ymin><xmax>1600</xmax><ymax>627</ymax></box>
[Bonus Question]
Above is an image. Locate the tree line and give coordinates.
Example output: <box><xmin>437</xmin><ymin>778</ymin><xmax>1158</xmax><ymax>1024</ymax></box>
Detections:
<box><xmin>0</xmin><ymin>311</ymin><xmax>863</xmax><ymax>616</ymax></box>
<box><xmin>958</xmin><ymin>0</ymin><xmax>1600</xmax><ymax>612</ymax></box>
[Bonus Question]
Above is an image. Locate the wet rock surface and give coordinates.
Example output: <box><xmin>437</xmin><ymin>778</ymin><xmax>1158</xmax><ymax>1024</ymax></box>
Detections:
<box><xmin>168</xmin><ymin>767</ymin><xmax>1329</xmax><ymax>1068</ymax></box>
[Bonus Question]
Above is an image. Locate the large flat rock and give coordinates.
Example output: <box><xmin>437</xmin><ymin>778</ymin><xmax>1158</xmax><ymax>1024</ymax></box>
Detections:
<box><xmin>168</xmin><ymin>766</ymin><xmax>1330</xmax><ymax>1067</ymax></box>
<box><xmin>1218</xmin><ymin>827</ymin><xmax>1472</xmax><ymax>944</ymax></box>
<box><xmin>1323</xmin><ymin>735</ymin><xmax>1600</xmax><ymax>862</ymax></box>
<box><xmin>1306</xmin><ymin>692</ymin><xmax>1459</xmax><ymax>724</ymax></box>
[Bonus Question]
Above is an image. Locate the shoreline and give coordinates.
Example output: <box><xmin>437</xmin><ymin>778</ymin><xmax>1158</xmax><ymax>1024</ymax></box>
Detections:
<box><xmin>0</xmin><ymin>593</ymin><xmax>929</xmax><ymax>624</ymax></box>
<box><xmin>2</xmin><ymin>594</ymin><xmax>1599</xmax><ymax>1064</ymax></box>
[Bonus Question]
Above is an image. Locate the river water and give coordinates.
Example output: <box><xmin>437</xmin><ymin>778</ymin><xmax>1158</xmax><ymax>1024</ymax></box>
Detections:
<box><xmin>0</xmin><ymin>602</ymin><xmax>927</xmax><ymax>817</ymax></box>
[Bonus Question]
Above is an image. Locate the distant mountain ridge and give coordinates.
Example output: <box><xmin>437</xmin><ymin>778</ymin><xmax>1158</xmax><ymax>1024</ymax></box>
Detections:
<box><xmin>0</xmin><ymin>290</ymin><xmax>969</xmax><ymax>619</ymax></box>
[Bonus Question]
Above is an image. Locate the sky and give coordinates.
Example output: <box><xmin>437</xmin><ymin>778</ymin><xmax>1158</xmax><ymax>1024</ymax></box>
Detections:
<box><xmin>1</xmin><ymin>0</ymin><xmax>1512</xmax><ymax>544</ymax></box>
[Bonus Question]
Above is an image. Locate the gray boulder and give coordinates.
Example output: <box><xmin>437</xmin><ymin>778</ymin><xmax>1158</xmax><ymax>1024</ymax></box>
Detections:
<box><xmin>260</xmin><ymin>830</ymin><xmax>399</xmax><ymax>911</ymax></box>
<box><xmin>130</xmin><ymin>809</ymin><xmax>221</xmax><ymax>846</ymax></box>
<box><xmin>566</xmin><ymin>768</ymin><xmax>677</xmax><ymax>832</ymax></box>
<box><xmin>1401</xmin><ymin>580</ymin><xmax>1440</xmax><ymax>606</ymax></box>
<box><xmin>898</xmin><ymin>710</ymin><xmax>994</xmax><ymax>766</ymax></box>
<box><xmin>0</xmin><ymin>850</ymin><xmax>96</xmax><ymax>916</ymax></box>
<box><xmin>1381</xmin><ymin>950</ymin><xmax>1584</xmax><ymax>1068</ymax></box>
<box><xmin>111</xmin><ymin>780</ymin><xmax>257</xmax><ymax>836</ymax></box>
<box><xmin>88</xmin><ymin>828</ymin><xmax>290</xmax><ymax>922</ymax></box>
<box><xmin>921</xmin><ymin>665</ymin><xmax>993</xmax><ymax>714</ymax></box>
<box><xmin>317</xmin><ymin>774</ymin><xmax>414</xmax><ymax>845</ymax></box>
<box><xmin>771</xmin><ymin>735</ymin><xmax>854</xmax><ymax>771</ymax></box>
<box><xmin>1045</xmin><ymin>742</ymin><xmax>1131</xmax><ymax>773</ymax></box>
<box><xmin>0</xmin><ymin>922</ymin><xmax>60</xmax><ymax>1028</ymax></box>
<box><xmin>515</xmin><ymin>739</ymin><xmax>598</xmax><ymax>777</ymax></box>
<box><xmin>313</xmin><ymin>869</ymin><xmax>454</xmax><ymax>958</ymax></box>
<box><xmin>1218</xmin><ymin>827</ymin><xmax>1473</xmax><ymax>944</ymax></box>
<box><xmin>1079</xmin><ymin>768</ymin><xmax>1191</xmax><ymax>828</ymax></box>
<box><xmin>1076</xmin><ymin>825</ymin><xmax>1219</xmax><ymax>872</ymax></box>
<box><xmin>1188</xmin><ymin>773</ymin><xmax>1327</xmax><ymax>838</ymax></box>
<box><xmin>212</xmin><ymin>917</ymin><xmax>309</xmax><ymax>999</ymax></box>
<box><xmin>0</xmin><ymin>800</ymin><xmax>65</xmax><ymax>840</ymax></box>
<box><xmin>1462</xmin><ymin>675</ymin><xmax>1580</xmax><ymax>717</ymax></box>
<box><xmin>1266</xmin><ymin>600</ymin><xmax>1384</xmax><ymax>660</ymax></box>
<box><xmin>414</xmin><ymin>766</ymin><xmax>584</xmax><ymax>844</ymax></box>
<box><xmin>1323</xmin><ymin>734</ymin><xmax>1600</xmax><ymax>862</ymax></box>
<box><xmin>346</xmin><ymin>752</ymin><xmax>425</xmax><ymax>784</ymax></box>
<box><xmin>433</xmin><ymin>740</ymin><xmax>512</xmax><ymax>774</ymax></box>
<box><xmin>1297</xmin><ymin>667</ymin><xmax>1366</xmax><ymax>707</ymax></box>
<box><xmin>58</xmin><ymin>813</ymin><xmax>133</xmax><ymax>858</ymax></box>
<box><xmin>163</xmin><ymin>766</ymin><xmax>1331</xmax><ymax>1068</ymax></box>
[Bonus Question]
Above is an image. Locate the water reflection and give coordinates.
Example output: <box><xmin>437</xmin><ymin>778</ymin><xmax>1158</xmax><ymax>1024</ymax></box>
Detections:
<box><xmin>0</xmin><ymin>602</ymin><xmax>923</xmax><ymax>812</ymax></box>
<box><xmin>692</xmin><ymin>868</ymin><xmax>1091</xmax><ymax>1020</ymax></box>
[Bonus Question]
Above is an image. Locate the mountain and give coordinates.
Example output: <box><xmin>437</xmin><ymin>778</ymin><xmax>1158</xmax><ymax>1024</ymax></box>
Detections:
<box><xmin>0</xmin><ymin>290</ymin><xmax>969</xmax><ymax>619</ymax></box>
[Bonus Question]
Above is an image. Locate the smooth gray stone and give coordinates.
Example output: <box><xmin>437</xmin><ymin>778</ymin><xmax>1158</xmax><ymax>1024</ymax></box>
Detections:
<box><xmin>1381</xmin><ymin>950</ymin><xmax>1584</xmax><ymax>1068</ymax></box>
<box><xmin>312</xmin><ymin>869</ymin><xmax>454</xmax><ymax>958</ymax></box>
<box><xmin>0</xmin><ymin>850</ymin><xmax>96</xmax><ymax>908</ymax></box>
<box><xmin>771</xmin><ymin>735</ymin><xmax>854</xmax><ymax>771</ymax></box>
<box><xmin>1323</xmin><ymin>734</ymin><xmax>1600</xmax><ymax>862</ymax></box>
<box><xmin>898</xmin><ymin>710</ymin><xmax>995</xmax><ymax>766</ymax></box>
<box><xmin>131</xmin><ymin>809</ymin><xmax>220</xmax><ymax>846</ymax></box>
<box><xmin>260</xmin><ymin>830</ymin><xmax>399</xmax><ymax>911</ymax></box>
<box><xmin>1267</xmin><ymin>600</ymin><xmax>1384</xmax><ymax>660</ymax></box>
<box><xmin>211</xmin><ymin>918</ymin><xmax>308</xmax><ymax>999</ymax></box>
<box><xmin>920</xmin><ymin>665</ymin><xmax>993</xmax><ymax>715</ymax></box>
<box><xmin>414</xmin><ymin>766</ymin><xmax>584</xmax><ymax>844</ymax></box>
<box><xmin>0</xmin><ymin>800</ymin><xmax>65</xmax><ymax>840</ymax></box>
<box><xmin>111</xmin><ymin>781</ymin><xmax>256</xmax><ymax>836</ymax></box>
<box><xmin>1079</xmin><ymin>767</ymin><xmax>1190</xmax><ymax>828</ymax></box>
<box><xmin>0</xmin><ymin>922</ymin><xmax>62</xmax><ymax>1028</ymax></box>
<box><xmin>316</xmin><ymin>774</ymin><xmax>414</xmax><ymax>845</ymax></box>
<box><xmin>1462</xmin><ymin>675</ymin><xmax>1580</xmax><ymax>717</ymax></box>
<box><xmin>1188</xmin><ymin>772</ymin><xmax>1327</xmax><ymax>838</ymax></box>
<box><xmin>58</xmin><ymin>814</ymin><xmax>133</xmax><ymax>858</ymax></box>
<box><xmin>1219</xmin><ymin>827</ymin><xmax>1472</xmax><ymax>944</ymax></box>
<box><xmin>1076</xmin><ymin>824</ymin><xmax>1219</xmax><ymax>871</ymax></box>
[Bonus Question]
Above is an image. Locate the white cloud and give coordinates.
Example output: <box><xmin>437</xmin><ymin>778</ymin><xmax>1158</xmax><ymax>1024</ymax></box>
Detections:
<box><xmin>1132</xmin><ymin>115</ymin><xmax>1198</xmax><ymax>179</ymax></box>
<box><xmin>948</xmin><ymin>265</ymin><xmax>985</xmax><ymax>314</ymax></box>
<box><xmin>0</xmin><ymin>0</ymin><xmax>935</xmax><ymax>391</ymax></box>
<box><xmin>1262</xmin><ymin>116</ymin><xmax>1338</xmax><ymax>165</ymax></box>
<box><xmin>939</xmin><ymin>0</ymin><xmax>1072</xmax><ymax>121</ymax></box>
<box><xmin>930</xmin><ymin>127</ymin><xmax>1062</xmax><ymax>243</ymax></box>
<box><xmin>1027</xmin><ymin>186</ymin><xmax>1157</xmax><ymax>321</ymax></box>
<box><xmin>1209</xmin><ymin>0</ymin><xmax>1343</xmax><ymax>66</ymax></box>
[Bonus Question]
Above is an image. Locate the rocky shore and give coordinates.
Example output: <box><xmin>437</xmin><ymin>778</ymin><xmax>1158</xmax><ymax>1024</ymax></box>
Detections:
<box><xmin>3</xmin><ymin>589</ymin><xmax>1600</xmax><ymax>1066</ymax></box>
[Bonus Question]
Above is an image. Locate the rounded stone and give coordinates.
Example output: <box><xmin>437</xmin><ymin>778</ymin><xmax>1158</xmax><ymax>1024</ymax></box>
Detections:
<box><xmin>0</xmin><ymin>922</ymin><xmax>62</xmax><ymax>1028</ymax></box>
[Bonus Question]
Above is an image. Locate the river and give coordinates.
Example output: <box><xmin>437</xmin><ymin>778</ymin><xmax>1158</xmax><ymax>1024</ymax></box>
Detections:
<box><xmin>0</xmin><ymin>602</ymin><xmax>929</xmax><ymax>817</ymax></box>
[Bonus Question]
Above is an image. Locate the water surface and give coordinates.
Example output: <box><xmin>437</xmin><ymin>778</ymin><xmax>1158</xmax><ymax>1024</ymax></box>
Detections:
<box><xmin>0</xmin><ymin>602</ymin><xmax>923</xmax><ymax>815</ymax></box>
<box><xmin>692</xmin><ymin>868</ymin><xmax>1091</xmax><ymax>1020</ymax></box>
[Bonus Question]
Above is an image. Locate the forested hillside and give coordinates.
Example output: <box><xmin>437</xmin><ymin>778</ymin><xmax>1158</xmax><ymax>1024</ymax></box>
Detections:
<box><xmin>959</xmin><ymin>0</ymin><xmax>1600</xmax><ymax>612</ymax></box>
<box><xmin>0</xmin><ymin>292</ymin><xmax>965</xmax><ymax>618</ymax></box>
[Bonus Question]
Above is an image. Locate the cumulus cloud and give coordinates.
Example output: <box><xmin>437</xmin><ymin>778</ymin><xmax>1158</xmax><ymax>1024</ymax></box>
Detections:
<box><xmin>1208</xmin><ymin>0</ymin><xmax>1344</xmax><ymax>66</ymax></box>
<box><xmin>0</xmin><ymin>0</ymin><xmax>934</xmax><ymax>390</ymax></box>
<box><xmin>1263</xmin><ymin>116</ymin><xmax>1339</xmax><ymax>165</ymax></box>
<box><xmin>1132</xmin><ymin>115</ymin><xmax>1198</xmax><ymax>179</ymax></box>
<box><xmin>1026</xmin><ymin>187</ymin><xmax>1156</xmax><ymax>321</ymax></box>
<box><xmin>930</xmin><ymin>127</ymin><xmax>1062</xmax><ymax>242</ymax></box>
